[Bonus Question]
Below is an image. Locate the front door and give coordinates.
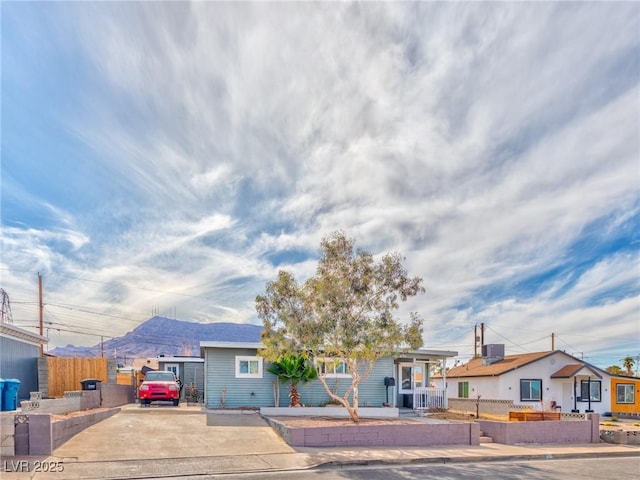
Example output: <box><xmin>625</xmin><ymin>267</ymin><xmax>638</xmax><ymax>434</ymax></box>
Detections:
<box><xmin>398</xmin><ymin>362</ymin><xmax>426</xmax><ymax>407</ymax></box>
<box><xmin>562</xmin><ymin>382</ymin><xmax>573</xmax><ymax>412</ymax></box>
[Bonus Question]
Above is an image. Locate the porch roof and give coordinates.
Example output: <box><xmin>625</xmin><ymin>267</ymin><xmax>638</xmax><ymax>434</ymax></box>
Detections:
<box><xmin>395</xmin><ymin>349</ymin><xmax>458</xmax><ymax>362</ymax></box>
<box><xmin>551</xmin><ymin>363</ymin><xmax>602</xmax><ymax>379</ymax></box>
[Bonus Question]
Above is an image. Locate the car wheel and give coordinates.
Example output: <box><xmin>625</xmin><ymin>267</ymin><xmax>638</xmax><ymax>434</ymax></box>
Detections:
<box><xmin>173</xmin><ymin>399</ymin><xmax>179</xmax><ymax>406</ymax></box>
<box><xmin>141</xmin><ymin>399</ymin><xmax>150</xmax><ymax>406</ymax></box>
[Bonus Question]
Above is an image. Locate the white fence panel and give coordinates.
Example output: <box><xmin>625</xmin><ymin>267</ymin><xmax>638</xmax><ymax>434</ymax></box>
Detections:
<box><xmin>413</xmin><ymin>387</ymin><xmax>447</xmax><ymax>410</ymax></box>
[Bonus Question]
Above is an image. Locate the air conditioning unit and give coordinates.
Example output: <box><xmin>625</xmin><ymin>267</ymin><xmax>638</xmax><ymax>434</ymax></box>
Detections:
<box><xmin>482</xmin><ymin>344</ymin><xmax>505</xmax><ymax>360</ymax></box>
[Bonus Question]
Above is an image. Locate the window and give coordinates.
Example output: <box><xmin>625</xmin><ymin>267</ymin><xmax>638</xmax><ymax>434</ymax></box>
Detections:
<box><xmin>580</xmin><ymin>380</ymin><xmax>601</xmax><ymax>402</ymax></box>
<box><xmin>165</xmin><ymin>364</ymin><xmax>179</xmax><ymax>379</ymax></box>
<box><xmin>315</xmin><ymin>358</ymin><xmax>351</xmax><ymax>378</ymax></box>
<box><xmin>458</xmin><ymin>381</ymin><xmax>469</xmax><ymax>398</ymax></box>
<box><xmin>235</xmin><ymin>356</ymin><xmax>263</xmax><ymax>378</ymax></box>
<box><xmin>520</xmin><ymin>379</ymin><xmax>542</xmax><ymax>401</ymax></box>
<box><xmin>617</xmin><ymin>384</ymin><xmax>635</xmax><ymax>404</ymax></box>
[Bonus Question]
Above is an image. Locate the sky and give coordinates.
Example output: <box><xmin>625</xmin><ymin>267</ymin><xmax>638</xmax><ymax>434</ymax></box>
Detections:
<box><xmin>1</xmin><ymin>2</ymin><xmax>638</xmax><ymax>369</ymax></box>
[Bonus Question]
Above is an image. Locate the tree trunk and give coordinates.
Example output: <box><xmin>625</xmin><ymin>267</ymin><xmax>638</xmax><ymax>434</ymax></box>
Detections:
<box><xmin>289</xmin><ymin>382</ymin><xmax>300</xmax><ymax>407</ymax></box>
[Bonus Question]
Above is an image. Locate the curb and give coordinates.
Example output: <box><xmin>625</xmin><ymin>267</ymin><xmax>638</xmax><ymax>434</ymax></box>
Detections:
<box><xmin>313</xmin><ymin>449</ymin><xmax>640</xmax><ymax>469</ymax></box>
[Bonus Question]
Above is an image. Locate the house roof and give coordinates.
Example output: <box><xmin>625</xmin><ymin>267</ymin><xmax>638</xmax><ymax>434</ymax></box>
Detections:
<box><xmin>445</xmin><ymin>351</ymin><xmax>554</xmax><ymax>378</ymax></box>
<box><xmin>158</xmin><ymin>356</ymin><xmax>204</xmax><ymax>363</ymax></box>
<box><xmin>444</xmin><ymin>350</ymin><xmax>610</xmax><ymax>379</ymax></box>
<box><xmin>0</xmin><ymin>322</ymin><xmax>49</xmax><ymax>346</ymax></box>
<box><xmin>200</xmin><ymin>341</ymin><xmax>264</xmax><ymax>349</ymax></box>
<box><xmin>199</xmin><ymin>341</ymin><xmax>458</xmax><ymax>360</ymax></box>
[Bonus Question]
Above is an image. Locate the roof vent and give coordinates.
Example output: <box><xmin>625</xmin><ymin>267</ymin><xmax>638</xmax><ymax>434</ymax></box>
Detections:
<box><xmin>482</xmin><ymin>344</ymin><xmax>505</xmax><ymax>365</ymax></box>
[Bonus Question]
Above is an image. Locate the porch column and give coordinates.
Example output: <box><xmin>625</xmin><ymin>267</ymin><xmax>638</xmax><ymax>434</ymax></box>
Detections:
<box><xmin>442</xmin><ymin>358</ymin><xmax>447</xmax><ymax>409</ymax></box>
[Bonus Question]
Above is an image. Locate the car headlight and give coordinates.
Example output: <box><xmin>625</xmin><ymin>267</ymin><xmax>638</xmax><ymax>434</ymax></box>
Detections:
<box><xmin>140</xmin><ymin>385</ymin><xmax>149</xmax><ymax>391</ymax></box>
<box><xmin>169</xmin><ymin>384</ymin><xmax>177</xmax><ymax>391</ymax></box>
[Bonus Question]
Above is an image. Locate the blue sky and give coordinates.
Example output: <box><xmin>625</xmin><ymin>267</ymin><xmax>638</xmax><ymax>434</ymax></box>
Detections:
<box><xmin>1</xmin><ymin>2</ymin><xmax>638</xmax><ymax>369</ymax></box>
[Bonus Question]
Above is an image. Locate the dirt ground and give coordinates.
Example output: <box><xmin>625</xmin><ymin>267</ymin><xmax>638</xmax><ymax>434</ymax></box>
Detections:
<box><xmin>269</xmin><ymin>416</ymin><xmax>425</xmax><ymax>427</ymax></box>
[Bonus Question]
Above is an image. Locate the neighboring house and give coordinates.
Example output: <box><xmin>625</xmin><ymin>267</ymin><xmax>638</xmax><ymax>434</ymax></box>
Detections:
<box><xmin>0</xmin><ymin>322</ymin><xmax>48</xmax><ymax>401</ymax></box>
<box><xmin>200</xmin><ymin>340</ymin><xmax>457</xmax><ymax>409</ymax></box>
<box><xmin>158</xmin><ymin>356</ymin><xmax>205</xmax><ymax>401</ymax></box>
<box><xmin>441</xmin><ymin>345</ymin><xmax>640</xmax><ymax>416</ymax></box>
<box><xmin>610</xmin><ymin>375</ymin><xmax>640</xmax><ymax>417</ymax></box>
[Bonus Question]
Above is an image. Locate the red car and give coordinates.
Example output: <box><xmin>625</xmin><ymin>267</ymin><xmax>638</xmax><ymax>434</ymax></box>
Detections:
<box><xmin>139</xmin><ymin>371</ymin><xmax>181</xmax><ymax>406</ymax></box>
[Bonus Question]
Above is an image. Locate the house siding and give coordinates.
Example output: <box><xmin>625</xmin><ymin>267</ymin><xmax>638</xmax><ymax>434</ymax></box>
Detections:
<box><xmin>0</xmin><ymin>335</ymin><xmax>40</xmax><ymax>401</ymax></box>
<box><xmin>204</xmin><ymin>348</ymin><xmax>395</xmax><ymax>409</ymax></box>
<box><xmin>610</xmin><ymin>377</ymin><xmax>640</xmax><ymax>416</ymax></box>
<box><xmin>297</xmin><ymin>356</ymin><xmax>394</xmax><ymax>407</ymax></box>
<box><xmin>183</xmin><ymin>362</ymin><xmax>205</xmax><ymax>400</ymax></box>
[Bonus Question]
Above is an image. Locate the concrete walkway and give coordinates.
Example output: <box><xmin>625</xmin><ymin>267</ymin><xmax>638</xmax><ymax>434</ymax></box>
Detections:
<box><xmin>4</xmin><ymin>404</ymin><xmax>639</xmax><ymax>480</ymax></box>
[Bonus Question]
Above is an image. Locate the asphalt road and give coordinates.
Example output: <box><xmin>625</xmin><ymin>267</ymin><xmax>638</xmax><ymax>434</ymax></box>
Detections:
<box><xmin>178</xmin><ymin>457</ymin><xmax>640</xmax><ymax>480</ymax></box>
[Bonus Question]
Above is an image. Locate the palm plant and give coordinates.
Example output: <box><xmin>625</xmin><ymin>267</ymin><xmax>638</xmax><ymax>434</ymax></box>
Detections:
<box><xmin>267</xmin><ymin>353</ymin><xmax>317</xmax><ymax>407</ymax></box>
<box><xmin>622</xmin><ymin>356</ymin><xmax>636</xmax><ymax>376</ymax></box>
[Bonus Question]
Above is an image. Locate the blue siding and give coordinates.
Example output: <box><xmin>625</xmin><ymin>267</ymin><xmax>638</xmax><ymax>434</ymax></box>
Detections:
<box><xmin>204</xmin><ymin>347</ymin><xmax>395</xmax><ymax>408</ymax></box>
<box><xmin>0</xmin><ymin>336</ymin><xmax>40</xmax><ymax>401</ymax></box>
<box><xmin>296</xmin><ymin>356</ymin><xmax>395</xmax><ymax>407</ymax></box>
<box><xmin>205</xmin><ymin>348</ymin><xmax>277</xmax><ymax>408</ymax></box>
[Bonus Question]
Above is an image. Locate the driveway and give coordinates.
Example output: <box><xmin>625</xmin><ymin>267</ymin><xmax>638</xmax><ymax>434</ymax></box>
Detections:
<box><xmin>53</xmin><ymin>403</ymin><xmax>295</xmax><ymax>462</ymax></box>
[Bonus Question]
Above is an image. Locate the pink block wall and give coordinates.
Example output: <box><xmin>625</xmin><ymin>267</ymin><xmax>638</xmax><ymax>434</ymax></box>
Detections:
<box><xmin>477</xmin><ymin>414</ymin><xmax>600</xmax><ymax>444</ymax></box>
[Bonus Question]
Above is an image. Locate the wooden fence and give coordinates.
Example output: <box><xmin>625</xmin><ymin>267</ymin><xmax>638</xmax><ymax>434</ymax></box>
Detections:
<box><xmin>509</xmin><ymin>411</ymin><xmax>562</xmax><ymax>422</ymax></box>
<box><xmin>45</xmin><ymin>357</ymin><xmax>108</xmax><ymax>398</ymax></box>
<box><xmin>116</xmin><ymin>372</ymin><xmax>134</xmax><ymax>386</ymax></box>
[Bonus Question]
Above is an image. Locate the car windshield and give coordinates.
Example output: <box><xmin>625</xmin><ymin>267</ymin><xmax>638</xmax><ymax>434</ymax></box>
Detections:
<box><xmin>144</xmin><ymin>372</ymin><xmax>175</xmax><ymax>382</ymax></box>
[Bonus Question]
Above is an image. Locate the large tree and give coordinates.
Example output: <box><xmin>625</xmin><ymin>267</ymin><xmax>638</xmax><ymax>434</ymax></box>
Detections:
<box><xmin>256</xmin><ymin>231</ymin><xmax>424</xmax><ymax>423</ymax></box>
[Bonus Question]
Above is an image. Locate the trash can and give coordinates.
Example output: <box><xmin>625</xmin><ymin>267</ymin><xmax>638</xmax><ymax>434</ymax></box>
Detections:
<box><xmin>2</xmin><ymin>379</ymin><xmax>21</xmax><ymax>411</ymax></box>
<box><xmin>0</xmin><ymin>379</ymin><xmax>4</xmax><ymax>411</ymax></box>
<box><xmin>80</xmin><ymin>379</ymin><xmax>102</xmax><ymax>391</ymax></box>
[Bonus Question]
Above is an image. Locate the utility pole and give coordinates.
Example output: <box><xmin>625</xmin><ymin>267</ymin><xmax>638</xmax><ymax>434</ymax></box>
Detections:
<box><xmin>551</xmin><ymin>332</ymin><xmax>555</xmax><ymax>351</ymax></box>
<box><xmin>480</xmin><ymin>323</ymin><xmax>485</xmax><ymax>348</ymax></box>
<box><xmin>38</xmin><ymin>273</ymin><xmax>44</xmax><ymax>356</ymax></box>
<box><xmin>474</xmin><ymin>324</ymin><xmax>478</xmax><ymax>359</ymax></box>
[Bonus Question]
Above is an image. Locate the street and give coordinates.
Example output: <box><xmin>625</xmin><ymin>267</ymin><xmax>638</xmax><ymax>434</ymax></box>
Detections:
<box><xmin>181</xmin><ymin>457</ymin><xmax>640</xmax><ymax>480</ymax></box>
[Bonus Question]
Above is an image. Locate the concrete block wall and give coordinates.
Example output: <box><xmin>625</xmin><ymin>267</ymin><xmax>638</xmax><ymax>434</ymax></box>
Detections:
<box><xmin>0</xmin><ymin>412</ymin><xmax>16</xmax><ymax>457</ymax></box>
<box><xmin>263</xmin><ymin>417</ymin><xmax>480</xmax><ymax>447</ymax></box>
<box><xmin>21</xmin><ymin>390</ymin><xmax>101</xmax><ymax>414</ymax></box>
<box><xmin>477</xmin><ymin>414</ymin><xmax>600</xmax><ymax>444</ymax></box>
<box><xmin>601</xmin><ymin>430</ymin><xmax>640</xmax><ymax>445</ymax></box>
<box><xmin>28</xmin><ymin>414</ymin><xmax>53</xmax><ymax>455</ymax></box>
<box><xmin>101</xmin><ymin>384</ymin><xmax>134</xmax><ymax>408</ymax></box>
<box><xmin>37</xmin><ymin>357</ymin><xmax>49</xmax><ymax>398</ymax></box>
<box><xmin>52</xmin><ymin>408</ymin><xmax>119</xmax><ymax>450</ymax></box>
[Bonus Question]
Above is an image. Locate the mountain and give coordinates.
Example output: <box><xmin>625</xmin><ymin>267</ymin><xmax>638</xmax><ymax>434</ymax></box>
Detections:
<box><xmin>49</xmin><ymin>316</ymin><xmax>263</xmax><ymax>361</ymax></box>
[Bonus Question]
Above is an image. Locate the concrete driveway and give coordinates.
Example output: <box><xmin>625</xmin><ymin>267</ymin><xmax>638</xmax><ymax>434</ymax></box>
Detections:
<box><xmin>53</xmin><ymin>403</ymin><xmax>295</xmax><ymax>462</ymax></box>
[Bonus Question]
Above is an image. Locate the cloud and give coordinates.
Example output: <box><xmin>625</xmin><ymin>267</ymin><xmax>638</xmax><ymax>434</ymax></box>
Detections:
<box><xmin>1</xmin><ymin>2</ymin><xmax>638</xmax><ymax>366</ymax></box>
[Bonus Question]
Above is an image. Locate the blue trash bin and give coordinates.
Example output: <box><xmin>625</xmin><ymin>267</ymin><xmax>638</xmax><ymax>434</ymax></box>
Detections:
<box><xmin>0</xmin><ymin>379</ymin><xmax>4</xmax><ymax>411</ymax></box>
<box><xmin>2</xmin><ymin>379</ymin><xmax>21</xmax><ymax>411</ymax></box>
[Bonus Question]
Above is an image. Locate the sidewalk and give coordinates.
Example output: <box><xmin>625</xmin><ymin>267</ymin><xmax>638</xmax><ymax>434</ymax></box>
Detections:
<box><xmin>5</xmin><ymin>441</ymin><xmax>639</xmax><ymax>479</ymax></box>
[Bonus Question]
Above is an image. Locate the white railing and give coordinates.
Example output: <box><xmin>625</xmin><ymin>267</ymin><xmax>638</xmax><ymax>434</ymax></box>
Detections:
<box><xmin>413</xmin><ymin>387</ymin><xmax>447</xmax><ymax>410</ymax></box>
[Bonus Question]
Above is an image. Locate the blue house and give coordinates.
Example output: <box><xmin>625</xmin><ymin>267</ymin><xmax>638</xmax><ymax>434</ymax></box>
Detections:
<box><xmin>200</xmin><ymin>340</ymin><xmax>457</xmax><ymax>410</ymax></box>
